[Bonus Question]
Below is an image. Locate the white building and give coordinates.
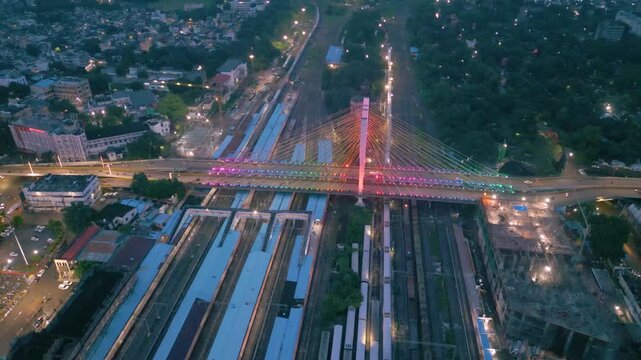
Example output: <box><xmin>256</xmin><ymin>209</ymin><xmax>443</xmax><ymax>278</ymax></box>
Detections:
<box><xmin>22</xmin><ymin>174</ymin><xmax>101</xmax><ymax>212</ymax></box>
<box><xmin>86</xmin><ymin>131</ymin><xmax>148</xmax><ymax>156</ymax></box>
<box><xmin>94</xmin><ymin>203</ymin><xmax>137</xmax><ymax>229</ymax></box>
<box><xmin>146</xmin><ymin>118</ymin><xmax>171</xmax><ymax>137</ymax></box>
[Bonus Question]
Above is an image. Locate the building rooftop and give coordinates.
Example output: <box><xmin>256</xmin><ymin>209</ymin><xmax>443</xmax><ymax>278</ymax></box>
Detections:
<box><xmin>217</xmin><ymin>58</ymin><xmax>244</xmax><ymax>73</ymax></box>
<box><xmin>77</xmin><ymin>229</ymin><xmax>121</xmax><ymax>263</ymax></box>
<box><xmin>32</xmin><ymin>79</ymin><xmax>55</xmax><ymax>88</ymax></box>
<box><xmin>483</xmin><ymin>199</ymin><xmax>574</xmax><ymax>255</ymax></box>
<box><xmin>112</xmin><ymin>90</ymin><xmax>156</xmax><ymax>108</ymax></box>
<box><xmin>325</xmin><ymin>45</ymin><xmax>343</xmax><ymax>65</ymax></box>
<box><xmin>483</xmin><ymin>199</ymin><xmax>619</xmax><ymax>343</ymax></box>
<box><xmin>108</xmin><ymin>236</ymin><xmax>155</xmax><ymax>270</ymax></box>
<box><xmin>95</xmin><ymin>203</ymin><xmax>136</xmax><ymax>223</ymax></box>
<box><xmin>60</xmin><ymin>225</ymin><xmax>101</xmax><ymax>261</ymax></box>
<box><xmin>12</xmin><ymin>115</ymin><xmax>85</xmax><ymax>135</ymax></box>
<box><xmin>25</xmin><ymin>174</ymin><xmax>98</xmax><ymax>193</ymax></box>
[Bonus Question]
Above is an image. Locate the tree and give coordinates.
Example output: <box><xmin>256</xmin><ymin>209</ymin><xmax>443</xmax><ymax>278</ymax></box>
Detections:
<box><xmin>126</xmin><ymin>133</ymin><xmax>167</xmax><ymax>160</ymax></box>
<box><xmin>589</xmin><ymin>215</ymin><xmax>632</xmax><ymax>262</ymax></box>
<box><xmin>0</xmin><ymin>120</ymin><xmax>16</xmax><ymax>155</ymax></box>
<box><xmin>12</xmin><ymin>215</ymin><xmax>23</xmax><ymax>228</ymax></box>
<box><xmin>74</xmin><ymin>260</ymin><xmax>97</xmax><ymax>278</ymax></box>
<box><xmin>130</xmin><ymin>172</ymin><xmax>149</xmax><ymax>195</ymax></box>
<box><xmin>62</xmin><ymin>203</ymin><xmax>95</xmax><ymax>234</ymax></box>
<box><xmin>26</xmin><ymin>44</ymin><xmax>40</xmax><ymax>57</ymax></box>
<box><xmin>87</xmin><ymin>72</ymin><xmax>111</xmax><ymax>95</ymax></box>
<box><xmin>48</xmin><ymin>99</ymin><xmax>77</xmax><ymax>113</ymax></box>
<box><xmin>157</xmin><ymin>93</ymin><xmax>187</xmax><ymax>122</ymax></box>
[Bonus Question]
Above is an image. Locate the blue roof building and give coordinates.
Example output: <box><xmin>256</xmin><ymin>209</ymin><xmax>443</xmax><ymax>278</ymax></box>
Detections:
<box><xmin>325</xmin><ymin>45</ymin><xmax>344</xmax><ymax>65</ymax></box>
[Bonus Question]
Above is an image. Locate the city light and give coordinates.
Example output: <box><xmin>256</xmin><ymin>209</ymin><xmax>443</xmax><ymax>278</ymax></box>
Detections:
<box><xmin>544</xmin><ymin>265</ymin><xmax>551</xmax><ymax>272</ymax></box>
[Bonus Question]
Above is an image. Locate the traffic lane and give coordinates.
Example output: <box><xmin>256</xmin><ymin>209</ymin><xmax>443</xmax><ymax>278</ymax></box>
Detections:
<box><xmin>0</xmin><ymin>257</ymin><xmax>69</xmax><ymax>356</ymax></box>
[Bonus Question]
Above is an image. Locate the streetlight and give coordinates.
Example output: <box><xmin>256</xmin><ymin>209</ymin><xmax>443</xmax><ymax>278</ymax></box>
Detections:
<box><xmin>301</xmin><ymin>7</ymin><xmax>306</xmax><ymax>12</ymax></box>
<box><xmin>283</xmin><ymin>35</ymin><xmax>288</xmax><ymax>40</ymax></box>
<box><xmin>33</xmin><ymin>250</ymin><xmax>38</xmax><ymax>255</ymax></box>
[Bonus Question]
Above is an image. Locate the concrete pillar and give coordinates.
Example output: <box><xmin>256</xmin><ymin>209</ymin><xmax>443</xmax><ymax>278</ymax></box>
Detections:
<box><xmin>356</xmin><ymin>98</ymin><xmax>369</xmax><ymax>206</ymax></box>
<box><xmin>563</xmin><ymin>329</ymin><xmax>575</xmax><ymax>356</ymax></box>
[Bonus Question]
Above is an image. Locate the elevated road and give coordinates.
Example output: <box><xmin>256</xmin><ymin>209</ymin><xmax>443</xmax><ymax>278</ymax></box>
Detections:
<box><xmin>2</xmin><ymin>159</ymin><xmax>641</xmax><ymax>204</ymax></box>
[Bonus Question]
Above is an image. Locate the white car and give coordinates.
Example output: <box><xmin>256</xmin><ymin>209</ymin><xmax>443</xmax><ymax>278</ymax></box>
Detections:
<box><xmin>9</xmin><ymin>252</ymin><xmax>18</xmax><ymax>257</ymax></box>
<box><xmin>61</xmin><ymin>280</ymin><xmax>73</xmax><ymax>286</ymax></box>
<box><xmin>31</xmin><ymin>236</ymin><xmax>39</xmax><ymax>242</ymax></box>
<box><xmin>58</xmin><ymin>283</ymin><xmax>70</xmax><ymax>290</ymax></box>
<box><xmin>37</xmin><ymin>269</ymin><xmax>45</xmax><ymax>278</ymax></box>
<box><xmin>47</xmin><ymin>238</ymin><xmax>54</xmax><ymax>244</ymax></box>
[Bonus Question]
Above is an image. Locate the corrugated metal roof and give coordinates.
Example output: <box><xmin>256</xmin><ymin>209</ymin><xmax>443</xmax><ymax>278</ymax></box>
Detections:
<box><xmin>88</xmin><ymin>243</ymin><xmax>172</xmax><ymax>360</ymax></box>
<box><xmin>60</xmin><ymin>225</ymin><xmax>100</xmax><ymax>261</ymax></box>
<box><xmin>153</xmin><ymin>223</ymin><xmax>238</xmax><ymax>360</ymax></box>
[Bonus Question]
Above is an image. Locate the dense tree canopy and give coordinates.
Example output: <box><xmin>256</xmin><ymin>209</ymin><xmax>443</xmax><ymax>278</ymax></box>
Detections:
<box><xmin>157</xmin><ymin>93</ymin><xmax>187</xmax><ymax>122</ymax></box>
<box><xmin>322</xmin><ymin>10</ymin><xmax>386</xmax><ymax>113</ymax></box>
<box><xmin>589</xmin><ymin>214</ymin><xmax>632</xmax><ymax>262</ymax></box>
<box><xmin>407</xmin><ymin>1</ymin><xmax>641</xmax><ymax>173</ymax></box>
<box><xmin>62</xmin><ymin>203</ymin><xmax>96</xmax><ymax>234</ymax></box>
<box><xmin>130</xmin><ymin>172</ymin><xmax>185</xmax><ymax>200</ymax></box>
<box><xmin>126</xmin><ymin>132</ymin><xmax>168</xmax><ymax>160</ymax></box>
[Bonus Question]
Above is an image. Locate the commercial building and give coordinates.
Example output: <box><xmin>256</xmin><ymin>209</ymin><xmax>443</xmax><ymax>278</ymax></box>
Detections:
<box><xmin>9</xmin><ymin>116</ymin><xmax>88</xmax><ymax>161</ymax></box>
<box><xmin>479</xmin><ymin>199</ymin><xmax>620</xmax><ymax>358</ymax></box>
<box><xmin>22</xmin><ymin>174</ymin><xmax>101</xmax><ymax>212</ymax></box>
<box><xmin>53</xmin><ymin>76</ymin><xmax>92</xmax><ymax>103</ymax></box>
<box><xmin>217</xmin><ymin>58</ymin><xmax>247</xmax><ymax>87</ymax></box>
<box><xmin>616</xmin><ymin>10</ymin><xmax>641</xmax><ymax>36</ymax></box>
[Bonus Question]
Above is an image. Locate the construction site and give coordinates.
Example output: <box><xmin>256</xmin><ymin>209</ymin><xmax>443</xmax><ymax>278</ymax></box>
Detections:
<box><xmin>479</xmin><ymin>198</ymin><xmax>623</xmax><ymax>358</ymax></box>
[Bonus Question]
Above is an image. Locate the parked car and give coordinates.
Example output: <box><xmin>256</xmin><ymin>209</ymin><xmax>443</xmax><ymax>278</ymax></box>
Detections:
<box><xmin>37</xmin><ymin>269</ymin><xmax>45</xmax><ymax>278</ymax></box>
<box><xmin>47</xmin><ymin>238</ymin><xmax>54</xmax><ymax>244</ymax></box>
<box><xmin>61</xmin><ymin>280</ymin><xmax>73</xmax><ymax>286</ymax></box>
<box><xmin>30</xmin><ymin>236</ymin><xmax>39</xmax><ymax>242</ymax></box>
<box><xmin>57</xmin><ymin>283</ymin><xmax>70</xmax><ymax>290</ymax></box>
<box><xmin>9</xmin><ymin>252</ymin><xmax>18</xmax><ymax>257</ymax></box>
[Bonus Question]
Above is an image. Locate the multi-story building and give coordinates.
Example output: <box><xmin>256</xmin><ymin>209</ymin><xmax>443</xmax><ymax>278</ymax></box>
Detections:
<box><xmin>616</xmin><ymin>10</ymin><xmax>641</xmax><ymax>36</ymax></box>
<box><xmin>478</xmin><ymin>199</ymin><xmax>620</xmax><ymax>358</ymax></box>
<box><xmin>85</xmin><ymin>130</ymin><xmax>148</xmax><ymax>156</ymax></box>
<box><xmin>9</xmin><ymin>116</ymin><xmax>88</xmax><ymax>161</ymax></box>
<box><xmin>22</xmin><ymin>174</ymin><xmax>101</xmax><ymax>212</ymax></box>
<box><xmin>30</xmin><ymin>79</ymin><xmax>55</xmax><ymax>99</ymax></box>
<box><xmin>53</xmin><ymin>76</ymin><xmax>92</xmax><ymax>104</ymax></box>
<box><xmin>0</xmin><ymin>69</ymin><xmax>27</xmax><ymax>87</ymax></box>
<box><xmin>216</xmin><ymin>58</ymin><xmax>247</xmax><ymax>87</ymax></box>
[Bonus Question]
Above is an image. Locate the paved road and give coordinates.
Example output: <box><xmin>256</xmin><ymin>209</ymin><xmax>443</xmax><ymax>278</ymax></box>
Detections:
<box><xmin>0</xmin><ymin>261</ymin><xmax>70</xmax><ymax>356</ymax></box>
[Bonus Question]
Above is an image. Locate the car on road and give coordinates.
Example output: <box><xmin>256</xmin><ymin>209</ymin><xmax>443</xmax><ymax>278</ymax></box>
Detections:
<box><xmin>0</xmin><ymin>203</ymin><xmax>4</xmax><ymax>210</ymax></box>
<box><xmin>9</xmin><ymin>251</ymin><xmax>18</xmax><ymax>257</ymax></box>
<box><xmin>31</xmin><ymin>236</ymin><xmax>39</xmax><ymax>242</ymax></box>
<box><xmin>37</xmin><ymin>269</ymin><xmax>45</xmax><ymax>278</ymax></box>
<box><xmin>58</xmin><ymin>283</ymin><xmax>70</xmax><ymax>290</ymax></box>
<box><xmin>61</xmin><ymin>280</ymin><xmax>73</xmax><ymax>286</ymax></box>
<box><xmin>524</xmin><ymin>180</ymin><xmax>533</xmax><ymax>184</ymax></box>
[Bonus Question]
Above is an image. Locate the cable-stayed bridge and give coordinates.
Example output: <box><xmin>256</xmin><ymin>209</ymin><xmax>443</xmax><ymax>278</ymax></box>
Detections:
<box><xmin>1</xmin><ymin>99</ymin><xmax>640</xmax><ymax>204</ymax></box>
